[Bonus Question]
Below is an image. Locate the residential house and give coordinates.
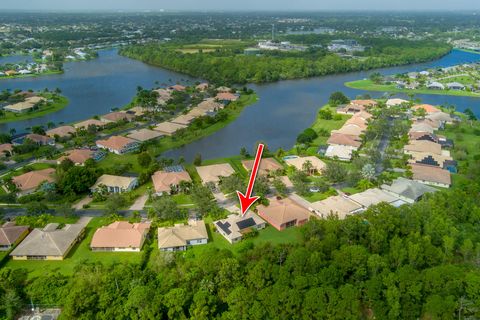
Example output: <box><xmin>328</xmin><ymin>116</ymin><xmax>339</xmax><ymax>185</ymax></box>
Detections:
<box><xmin>381</xmin><ymin>177</ymin><xmax>437</xmax><ymax>203</ymax></box>
<box><xmin>158</xmin><ymin>220</ymin><xmax>208</xmax><ymax>251</ymax></box>
<box><xmin>214</xmin><ymin>213</ymin><xmax>266</xmax><ymax>244</ymax></box>
<box><xmin>57</xmin><ymin>149</ymin><xmax>98</xmax><ymax>166</ymax></box>
<box><xmin>170</xmin><ymin>114</ymin><xmax>196</xmax><ymax>126</ymax></box>
<box><xmin>348</xmin><ymin>188</ymin><xmax>405</xmax><ymax>208</ymax></box>
<box><xmin>404</xmin><ymin>140</ymin><xmax>444</xmax><ymax>156</ymax></box>
<box><xmin>170</xmin><ymin>84</ymin><xmax>186</xmax><ymax>92</ymax></box>
<box><xmin>446</xmin><ymin>82</ymin><xmax>465</xmax><ymax>90</ymax></box>
<box><xmin>90</xmin><ymin>221</ymin><xmax>151</xmax><ymax>252</ymax></box>
<box><xmin>154</xmin><ymin>88</ymin><xmax>172</xmax><ymax>106</ymax></box>
<box><xmin>327</xmin><ymin>133</ymin><xmax>362</xmax><ymax>148</ymax></box>
<box><xmin>242</xmin><ymin>158</ymin><xmax>283</xmax><ymax>176</ymax></box>
<box><xmin>309</xmin><ymin>195</ymin><xmax>363</xmax><ymax>219</ymax></box>
<box><xmin>100</xmin><ymin>112</ymin><xmax>135</xmax><ymax>123</ymax></box>
<box><xmin>73</xmin><ymin>119</ymin><xmax>105</xmax><ymax>130</ymax></box>
<box><xmin>409</xmin><ymin>123</ymin><xmax>435</xmax><ymax>134</ymax></box>
<box><xmin>426</xmin><ymin>111</ymin><xmax>455</xmax><ymax>125</ymax></box>
<box><xmin>325</xmin><ymin>145</ymin><xmax>356</xmax><ymax>161</ymax></box>
<box><xmin>0</xmin><ymin>143</ymin><xmax>13</xmax><ymax>158</ymax></box>
<box><xmin>152</xmin><ymin>170</ymin><xmax>192</xmax><ymax>195</ymax></box>
<box><xmin>408</xmin><ymin>131</ymin><xmax>438</xmax><ymax>143</ymax></box>
<box><xmin>12</xmin><ymin>168</ymin><xmax>56</xmax><ymax>195</ymax></box>
<box><xmin>3</xmin><ymin>96</ymin><xmax>45</xmax><ymax>113</ymax></box>
<box><xmin>46</xmin><ymin>125</ymin><xmax>75</xmax><ymax>138</ymax></box>
<box><xmin>386</xmin><ymin>98</ymin><xmax>409</xmax><ymax>107</ymax></box>
<box><xmin>216</xmin><ymin>92</ymin><xmax>239</xmax><ymax>104</ymax></box>
<box><xmin>0</xmin><ymin>222</ymin><xmax>29</xmax><ymax>251</ymax></box>
<box><xmin>257</xmin><ymin>197</ymin><xmax>312</xmax><ymax>231</ymax></box>
<box><xmin>153</xmin><ymin>122</ymin><xmax>187</xmax><ymax>136</ymax></box>
<box><xmin>196</xmin><ymin>83</ymin><xmax>209</xmax><ymax>91</ymax></box>
<box><xmin>284</xmin><ymin>156</ymin><xmax>326</xmax><ymax>174</ymax></box>
<box><xmin>18</xmin><ymin>134</ymin><xmax>55</xmax><ymax>146</ymax></box>
<box><xmin>196</xmin><ymin>163</ymin><xmax>236</xmax><ymax>185</ymax></box>
<box><xmin>10</xmin><ymin>217</ymin><xmax>91</xmax><ymax>260</ymax></box>
<box><xmin>332</xmin><ymin>124</ymin><xmax>364</xmax><ymax>136</ymax></box>
<box><xmin>410</xmin><ymin>163</ymin><xmax>451</xmax><ymax>188</ymax></box>
<box><xmin>91</xmin><ymin>174</ymin><xmax>138</xmax><ymax>194</ymax></box>
<box><xmin>412</xmin><ymin>104</ymin><xmax>441</xmax><ymax>114</ymax></box>
<box><xmin>96</xmin><ymin>136</ymin><xmax>139</xmax><ymax>154</ymax></box>
<box><xmin>126</xmin><ymin>129</ymin><xmax>163</xmax><ymax>142</ymax></box>
<box><xmin>337</xmin><ymin>104</ymin><xmax>365</xmax><ymax>115</ymax></box>
<box><xmin>350</xmin><ymin>99</ymin><xmax>377</xmax><ymax>108</ymax></box>
<box><xmin>427</xmin><ymin>82</ymin><xmax>445</xmax><ymax>90</ymax></box>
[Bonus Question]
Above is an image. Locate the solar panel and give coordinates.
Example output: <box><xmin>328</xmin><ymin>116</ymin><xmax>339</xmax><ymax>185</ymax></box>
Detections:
<box><xmin>164</xmin><ymin>165</ymin><xmax>185</xmax><ymax>173</ymax></box>
<box><xmin>236</xmin><ymin>218</ymin><xmax>256</xmax><ymax>230</ymax></box>
<box><xmin>417</xmin><ymin>155</ymin><xmax>439</xmax><ymax>167</ymax></box>
<box><xmin>216</xmin><ymin>221</ymin><xmax>231</xmax><ymax>235</ymax></box>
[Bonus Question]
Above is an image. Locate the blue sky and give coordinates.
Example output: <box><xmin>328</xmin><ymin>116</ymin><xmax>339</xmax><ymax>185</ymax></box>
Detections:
<box><xmin>1</xmin><ymin>0</ymin><xmax>479</xmax><ymax>11</ymax></box>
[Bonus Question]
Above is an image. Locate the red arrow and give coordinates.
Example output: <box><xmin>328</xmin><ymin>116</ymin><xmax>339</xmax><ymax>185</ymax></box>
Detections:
<box><xmin>237</xmin><ymin>143</ymin><xmax>264</xmax><ymax>216</ymax></box>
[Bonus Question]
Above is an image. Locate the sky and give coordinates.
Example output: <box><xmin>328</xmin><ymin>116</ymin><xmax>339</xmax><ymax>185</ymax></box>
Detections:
<box><xmin>0</xmin><ymin>0</ymin><xmax>479</xmax><ymax>11</ymax></box>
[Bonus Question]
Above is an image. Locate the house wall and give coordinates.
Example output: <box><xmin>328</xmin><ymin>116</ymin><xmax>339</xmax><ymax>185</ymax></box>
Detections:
<box><xmin>187</xmin><ymin>238</ymin><xmax>208</xmax><ymax>246</ymax></box>
<box><xmin>414</xmin><ymin>179</ymin><xmax>450</xmax><ymax>188</ymax></box>
<box><xmin>91</xmin><ymin>247</ymin><xmax>141</xmax><ymax>252</ymax></box>
<box><xmin>160</xmin><ymin>245</ymin><xmax>187</xmax><ymax>252</ymax></box>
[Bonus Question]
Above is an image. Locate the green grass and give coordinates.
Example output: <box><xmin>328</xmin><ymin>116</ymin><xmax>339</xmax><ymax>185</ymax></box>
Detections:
<box><xmin>310</xmin><ymin>106</ymin><xmax>351</xmax><ymax>147</ymax></box>
<box><xmin>345</xmin><ymin>79</ymin><xmax>480</xmax><ymax>98</ymax></box>
<box><xmin>172</xmin><ymin>194</ymin><xmax>194</xmax><ymax>206</ymax></box>
<box><xmin>0</xmin><ymin>94</ymin><xmax>69</xmax><ymax>123</ymax></box>
<box><xmin>4</xmin><ymin>217</ymin><xmax>143</xmax><ymax>278</ymax></box>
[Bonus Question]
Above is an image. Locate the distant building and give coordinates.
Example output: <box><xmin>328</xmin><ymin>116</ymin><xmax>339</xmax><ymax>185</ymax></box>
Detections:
<box><xmin>427</xmin><ymin>82</ymin><xmax>445</xmax><ymax>90</ymax></box>
<box><xmin>446</xmin><ymin>82</ymin><xmax>465</xmax><ymax>90</ymax></box>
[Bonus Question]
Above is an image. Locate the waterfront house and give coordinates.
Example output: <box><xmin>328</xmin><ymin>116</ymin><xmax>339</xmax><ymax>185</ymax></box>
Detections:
<box><xmin>412</xmin><ymin>104</ymin><xmax>441</xmax><ymax>114</ymax></box>
<box><xmin>0</xmin><ymin>222</ymin><xmax>29</xmax><ymax>251</ymax></box>
<box><xmin>242</xmin><ymin>158</ymin><xmax>283</xmax><ymax>176</ymax></box>
<box><xmin>325</xmin><ymin>145</ymin><xmax>356</xmax><ymax>161</ymax></box>
<box><xmin>153</xmin><ymin>122</ymin><xmax>187</xmax><ymax>136</ymax></box>
<box><xmin>386</xmin><ymin>98</ymin><xmax>409</xmax><ymax>107</ymax></box>
<box><xmin>12</xmin><ymin>168</ymin><xmax>56</xmax><ymax>195</ymax></box>
<box><xmin>284</xmin><ymin>156</ymin><xmax>326</xmax><ymax>174</ymax></box>
<box><xmin>96</xmin><ymin>136</ymin><xmax>139</xmax><ymax>154</ymax></box>
<box><xmin>196</xmin><ymin>163</ymin><xmax>236</xmax><ymax>185</ymax></box>
<box><xmin>10</xmin><ymin>217</ymin><xmax>91</xmax><ymax>260</ymax></box>
<box><xmin>74</xmin><ymin>119</ymin><xmax>105</xmax><ymax>130</ymax></box>
<box><xmin>3</xmin><ymin>96</ymin><xmax>45</xmax><ymax>113</ymax></box>
<box><xmin>214</xmin><ymin>213</ymin><xmax>266</xmax><ymax>244</ymax></box>
<box><xmin>215</xmin><ymin>92</ymin><xmax>239</xmax><ymax>104</ymax></box>
<box><xmin>427</xmin><ymin>82</ymin><xmax>445</xmax><ymax>90</ymax></box>
<box><xmin>170</xmin><ymin>114</ymin><xmax>196</xmax><ymax>126</ymax></box>
<box><xmin>170</xmin><ymin>84</ymin><xmax>186</xmax><ymax>92</ymax></box>
<box><xmin>100</xmin><ymin>112</ymin><xmax>135</xmax><ymax>123</ymax></box>
<box><xmin>158</xmin><ymin>220</ymin><xmax>208</xmax><ymax>251</ymax></box>
<box><xmin>257</xmin><ymin>197</ymin><xmax>312</xmax><ymax>231</ymax></box>
<box><xmin>46</xmin><ymin>125</ymin><xmax>76</xmax><ymax>139</ymax></box>
<box><xmin>0</xmin><ymin>143</ymin><xmax>13</xmax><ymax>158</ymax></box>
<box><xmin>446</xmin><ymin>82</ymin><xmax>466</xmax><ymax>90</ymax></box>
<box><xmin>90</xmin><ymin>221</ymin><xmax>151</xmax><ymax>252</ymax></box>
<box><xmin>91</xmin><ymin>174</ymin><xmax>138</xmax><ymax>194</ymax></box>
<box><xmin>126</xmin><ymin>129</ymin><xmax>163</xmax><ymax>142</ymax></box>
<box><xmin>152</xmin><ymin>170</ymin><xmax>192</xmax><ymax>196</ymax></box>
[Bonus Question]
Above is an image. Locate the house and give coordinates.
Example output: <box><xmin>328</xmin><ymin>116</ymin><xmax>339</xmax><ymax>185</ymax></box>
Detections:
<box><xmin>90</xmin><ymin>221</ymin><xmax>151</xmax><ymax>252</ymax></box>
<box><xmin>10</xmin><ymin>217</ymin><xmax>91</xmax><ymax>260</ymax></box>
<box><xmin>46</xmin><ymin>125</ymin><xmax>76</xmax><ymax>138</ymax></box>
<box><xmin>196</xmin><ymin>83</ymin><xmax>209</xmax><ymax>91</ymax></box>
<box><xmin>446</xmin><ymin>82</ymin><xmax>465</xmax><ymax>90</ymax></box>
<box><xmin>153</xmin><ymin>122</ymin><xmax>187</xmax><ymax>136</ymax></box>
<box><xmin>19</xmin><ymin>134</ymin><xmax>55</xmax><ymax>146</ymax></box>
<box><xmin>332</xmin><ymin>124</ymin><xmax>364</xmax><ymax>136</ymax></box>
<box><xmin>408</xmin><ymin>131</ymin><xmax>438</xmax><ymax>143</ymax></box>
<box><xmin>309</xmin><ymin>195</ymin><xmax>363</xmax><ymax>219</ymax></box>
<box><xmin>12</xmin><ymin>168</ymin><xmax>56</xmax><ymax>195</ymax></box>
<box><xmin>153</xmin><ymin>88</ymin><xmax>173</xmax><ymax>106</ymax></box>
<box><xmin>284</xmin><ymin>156</ymin><xmax>326</xmax><ymax>174</ymax></box>
<box><xmin>3</xmin><ymin>96</ymin><xmax>45</xmax><ymax>113</ymax></box>
<box><xmin>381</xmin><ymin>177</ymin><xmax>437</xmax><ymax>203</ymax></box>
<box><xmin>409</xmin><ymin>123</ymin><xmax>435</xmax><ymax>134</ymax></box>
<box><xmin>242</xmin><ymin>158</ymin><xmax>283</xmax><ymax>176</ymax></box>
<box><xmin>170</xmin><ymin>84</ymin><xmax>186</xmax><ymax>92</ymax></box>
<box><xmin>337</xmin><ymin>104</ymin><xmax>365</xmax><ymax>115</ymax></box>
<box><xmin>0</xmin><ymin>222</ymin><xmax>29</xmax><ymax>251</ymax></box>
<box><xmin>170</xmin><ymin>114</ymin><xmax>196</xmax><ymax>126</ymax></box>
<box><xmin>192</xmin><ymin>98</ymin><xmax>225</xmax><ymax>116</ymax></box>
<box><xmin>216</xmin><ymin>92</ymin><xmax>239</xmax><ymax>103</ymax></box>
<box><xmin>427</xmin><ymin>82</ymin><xmax>445</xmax><ymax>90</ymax></box>
<box><xmin>196</xmin><ymin>163</ymin><xmax>236</xmax><ymax>184</ymax></box>
<box><xmin>412</xmin><ymin>104</ymin><xmax>441</xmax><ymax>114</ymax></box>
<box><xmin>96</xmin><ymin>136</ymin><xmax>139</xmax><ymax>155</ymax></box>
<box><xmin>325</xmin><ymin>145</ymin><xmax>356</xmax><ymax>161</ymax></box>
<box><xmin>0</xmin><ymin>143</ymin><xmax>13</xmax><ymax>158</ymax></box>
<box><xmin>214</xmin><ymin>213</ymin><xmax>266</xmax><ymax>244</ymax></box>
<box><xmin>327</xmin><ymin>133</ymin><xmax>362</xmax><ymax>148</ymax></box>
<box><xmin>73</xmin><ymin>119</ymin><xmax>105</xmax><ymax>130</ymax></box>
<box><xmin>127</xmin><ymin>106</ymin><xmax>147</xmax><ymax>116</ymax></box>
<box><xmin>216</xmin><ymin>86</ymin><xmax>232</xmax><ymax>93</ymax></box>
<box><xmin>158</xmin><ymin>220</ymin><xmax>208</xmax><ymax>251</ymax></box>
<box><xmin>386</xmin><ymin>98</ymin><xmax>409</xmax><ymax>107</ymax></box>
<box><xmin>410</xmin><ymin>163</ymin><xmax>451</xmax><ymax>188</ymax></box>
<box><xmin>57</xmin><ymin>149</ymin><xmax>98</xmax><ymax>166</ymax></box>
<box><xmin>350</xmin><ymin>99</ymin><xmax>377</xmax><ymax>108</ymax></box>
<box><xmin>426</xmin><ymin>112</ymin><xmax>454</xmax><ymax>125</ymax></box>
<box><xmin>100</xmin><ymin>112</ymin><xmax>135</xmax><ymax>123</ymax></box>
<box><xmin>404</xmin><ymin>140</ymin><xmax>444</xmax><ymax>156</ymax></box>
<box><xmin>348</xmin><ymin>188</ymin><xmax>405</xmax><ymax>208</ymax></box>
<box><xmin>91</xmin><ymin>174</ymin><xmax>138</xmax><ymax>193</ymax></box>
<box><xmin>126</xmin><ymin>129</ymin><xmax>163</xmax><ymax>142</ymax></box>
<box><xmin>152</xmin><ymin>170</ymin><xmax>192</xmax><ymax>195</ymax></box>
<box><xmin>344</xmin><ymin>116</ymin><xmax>369</xmax><ymax>130</ymax></box>
<box><xmin>4</xmin><ymin>70</ymin><xmax>17</xmax><ymax>76</ymax></box>
<box><xmin>257</xmin><ymin>197</ymin><xmax>312</xmax><ymax>231</ymax></box>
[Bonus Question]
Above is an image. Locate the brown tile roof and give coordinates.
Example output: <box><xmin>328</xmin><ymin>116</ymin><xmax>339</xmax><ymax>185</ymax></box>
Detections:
<box><xmin>152</xmin><ymin>170</ymin><xmax>192</xmax><ymax>193</ymax></box>
<box><xmin>216</xmin><ymin>92</ymin><xmax>238</xmax><ymax>101</ymax></box>
<box><xmin>101</xmin><ymin>112</ymin><xmax>135</xmax><ymax>123</ymax></box>
<box><xmin>74</xmin><ymin>119</ymin><xmax>105</xmax><ymax>129</ymax></box>
<box><xmin>412</xmin><ymin>104</ymin><xmax>441</xmax><ymax>114</ymax></box>
<box><xmin>25</xmin><ymin>134</ymin><xmax>54</xmax><ymax>145</ymax></box>
<box><xmin>350</xmin><ymin>99</ymin><xmax>377</xmax><ymax>107</ymax></box>
<box><xmin>126</xmin><ymin>129</ymin><xmax>163</xmax><ymax>142</ymax></box>
<box><xmin>332</xmin><ymin>124</ymin><xmax>364</xmax><ymax>136</ymax></box>
<box><xmin>196</xmin><ymin>163</ymin><xmax>235</xmax><ymax>183</ymax></box>
<box><xmin>411</xmin><ymin>163</ymin><xmax>451</xmax><ymax>186</ymax></box>
<box><xmin>57</xmin><ymin>149</ymin><xmax>94</xmax><ymax>165</ymax></box>
<box><xmin>196</xmin><ymin>83</ymin><xmax>209</xmax><ymax>91</ymax></box>
<box><xmin>170</xmin><ymin>84</ymin><xmax>186</xmax><ymax>92</ymax></box>
<box><xmin>12</xmin><ymin>168</ymin><xmax>55</xmax><ymax>192</ymax></box>
<box><xmin>242</xmin><ymin>158</ymin><xmax>283</xmax><ymax>175</ymax></box>
<box><xmin>257</xmin><ymin>197</ymin><xmax>311</xmax><ymax>228</ymax></box>
<box><xmin>327</xmin><ymin>133</ymin><xmax>362</xmax><ymax>148</ymax></box>
<box><xmin>170</xmin><ymin>114</ymin><xmax>195</xmax><ymax>126</ymax></box>
<box><xmin>0</xmin><ymin>143</ymin><xmax>13</xmax><ymax>155</ymax></box>
<box><xmin>90</xmin><ymin>221</ymin><xmax>151</xmax><ymax>249</ymax></box>
<box><xmin>153</xmin><ymin>122</ymin><xmax>187</xmax><ymax>135</ymax></box>
<box><xmin>0</xmin><ymin>222</ymin><xmax>28</xmax><ymax>246</ymax></box>
<box><xmin>408</xmin><ymin>132</ymin><xmax>438</xmax><ymax>142</ymax></box>
<box><xmin>46</xmin><ymin>125</ymin><xmax>76</xmax><ymax>138</ymax></box>
<box><xmin>345</xmin><ymin>116</ymin><xmax>368</xmax><ymax>129</ymax></box>
<box><xmin>404</xmin><ymin>140</ymin><xmax>442</xmax><ymax>155</ymax></box>
<box><xmin>96</xmin><ymin>136</ymin><xmax>137</xmax><ymax>152</ymax></box>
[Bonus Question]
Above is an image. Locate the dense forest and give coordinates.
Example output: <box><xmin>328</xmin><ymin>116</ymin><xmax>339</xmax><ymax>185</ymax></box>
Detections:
<box><xmin>1</xmin><ymin>179</ymin><xmax>480</xmax><ymax>319</ymax></box>
<box><xmin>119</xmin><ymin>39</ymin><xmax>452</xmax><ymax>84</ymax></box>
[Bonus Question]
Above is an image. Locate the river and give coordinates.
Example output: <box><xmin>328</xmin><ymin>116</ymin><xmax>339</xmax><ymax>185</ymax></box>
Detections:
<box><xmin>0</xmin><ymin>49</ymin><xmax>479</xmax><ymax>161</ymax></box>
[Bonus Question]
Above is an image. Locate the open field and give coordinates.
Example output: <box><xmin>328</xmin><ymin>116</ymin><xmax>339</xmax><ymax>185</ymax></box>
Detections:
<box><xmin>345</xmin><ymin>79</ymin><xmax>480</xmax><ymax>98</ymax></box>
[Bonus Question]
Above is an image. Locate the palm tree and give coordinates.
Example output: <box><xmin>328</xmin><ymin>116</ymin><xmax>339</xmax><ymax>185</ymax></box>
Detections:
<box><xmin>361</xmin><ymin>163</ymin><xmax>376</xmax><ymax>181</ymax></box>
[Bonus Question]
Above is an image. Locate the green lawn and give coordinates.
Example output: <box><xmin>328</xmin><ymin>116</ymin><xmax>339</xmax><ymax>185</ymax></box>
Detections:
<box><xmin>345</xmin><ymin>79</ymin><xmax>480</xmax><ymax>98</ymax></box>
<box><xmin>4</xmin><ymin>217</ymin><xmax>143</xmax><ymax>278</ymax></box>
<box><xmin>0</xmin><ymin>95</ymin><xmax>69</xmax><ymax>124</ymax></box>
<box><xmin>310</xmin><ymin>105</ymin><xmax>351</xmax><ymax>147</ymax></box>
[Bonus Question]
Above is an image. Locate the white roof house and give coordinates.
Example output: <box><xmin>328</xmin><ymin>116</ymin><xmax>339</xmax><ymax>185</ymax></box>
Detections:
<box><xmin>214</xmin><ymin>213</ymin><xmax>266</xmax><ymax>244</ymax></box>
<box><xmin>325</xmin><ymin>145</ymin><xmax>356</xmax><ymax>161</ymax></box>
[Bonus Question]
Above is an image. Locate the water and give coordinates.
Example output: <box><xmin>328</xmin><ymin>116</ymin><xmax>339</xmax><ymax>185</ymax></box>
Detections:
<box><xmin>0</xmin><ymin>54</ymin><xmax>33</xmax><ymax>64</ymax></box>
<box><xmin>0</xmin><ymin>48</ymin><xmax>479</xmax><ymax>161</ymax></box>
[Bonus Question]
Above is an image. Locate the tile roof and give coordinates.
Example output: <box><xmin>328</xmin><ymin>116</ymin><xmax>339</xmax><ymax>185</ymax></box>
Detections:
<box><xmin>90</xmin><ymin>221</ymin><xmax>151</xmax><ymax>249</ymax></box>
<box><xmin>242</xmin><ymin>158</ymin><xmax>283</xmax><ymax>175</ymax></box>
<box><xmin>257</xmin><ymin>197</ymin><xmax>311</xmax><ymax>227</ymax></box>
<box><xmin>96</xmin><ymin>136</ymin><xmax>137</xmax><ymax>152</ymax></box>
<box><xmin>404</xmin><ymin>140</ymin><xmax>442</xmax><ymax>155</ymax></box>
<box><xmin>57</xmin><ymin>149</ymin><xmax>94</xmax><ymax>165</ymax></box>
<box><xmin>348</xmin><ymin>188</ymin><xmax>401</xmax><ymax>208</ymax></box>
<box><xmin>12</xmin><ymin>168</ymin><xmax>55</xmax><ymax>192</ymax></box>
<box><xmin>152</xmin><ymin>170</ymin><xmax>192</xmax><ymax>193</ymax></box>
<box><xmin>153</xmin><ymin>122</ymin><xmax>187</xmax><ymax>135</ymax></box>
<box><xmin>0</xmin><ymin>222</ymin><xmax>28</xmax><ymax>246</ymax></box>
<box><xmin>74</xmin><ymin>119</ymin><xmax>105</xmax><ymax>129</ymax></box>
<box><xmin>284</xmin><ymin>156</ymin><xmax>326</xmax><ymax>172</ymax></box>
<box><xmin>310</xmin><ymin>195</ymin><xmax>363</xmax><ymax>219</ymax></box>
<box><xmin>158</xmin><ymin>220</ymin><xmax>208</xmax><ymax>249</ymax></box>
<box><xmin>196</xmin><ymin>163</ymin><xmax>235</xmax><ymax>183</ymax></box>
<box><xmin>46</xmin><ymin>125</ymin><xmax>75</xmax><ymax>138</ymax></box>
<box><xmin>101</xmin><ymin>112</ymin><xmax>135</xmax><ymax>123</ymax></box>
<box><xmin>412</xmin><ymin>104</ymin><xmax>441</xmax><ymax>114</ymax></box>
<box><xmin>410</xmin><ymin>163</ymin><xmax>451</xmax><ymax>186</ymax></box>
<box><xmin>126</xmin><ymin>129</ymin><xmax>163</xmax><ymax>142</ymax></box>
<box><xmin>381</xmin><ymin>177</ymin><xmax>437</xmax><ymax>202</ymax></box>
<box><xmin>327</xmin><ymin>133</ymin><xmax>362</xmax><ymax>148</ymax></box>
<box><xmin>92</xmin><ymin>174</ymin><xmax>137</xmax><ymax>190</ymax></box>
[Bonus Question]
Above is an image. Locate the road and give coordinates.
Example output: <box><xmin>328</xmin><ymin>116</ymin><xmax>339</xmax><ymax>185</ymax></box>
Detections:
<box><xmin>375</xmin><ymin>116</ymin><xmax>393</xmax><ymax>175</ymax></box>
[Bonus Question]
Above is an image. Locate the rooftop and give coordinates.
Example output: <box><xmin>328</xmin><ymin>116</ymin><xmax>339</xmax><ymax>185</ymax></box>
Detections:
<box><xmin>90</xmin><ymin>221</ymin><xmax>151</xmax><ymax>249</ymax></box>
<box><xmin>196</xmin><ymin>163</ymin><xmax>235</xmax><ymax>184</ymax></box>
<box><xmin>152</xmin><ymin>170</ymin><xmax>192</xmax><ymax>193</ymax></box>
<box><xmin>158</xmin><ymin>220</ymin><xmax>208</xmax><ymax>249</ymax></box>
<box><xmin>92</xmin><ymin>174</ymin><xmax>137</xmax><ymax>189</ymax></box>
<box><xmin>12</xmin><ymin>168</ymin><xmax>55</xmax><ymax>192</ymax></box>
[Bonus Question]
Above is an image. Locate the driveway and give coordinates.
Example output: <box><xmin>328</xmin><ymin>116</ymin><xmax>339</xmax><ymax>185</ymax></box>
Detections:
<box><xmin>129</xmin><ymin>194</ymin><xmax>149</xmax><ymax>211</ymax></box>
<box><xmin>73</xmin><ymin>195</ymin><xmax>93</xmax><ymax>210</ymax></box>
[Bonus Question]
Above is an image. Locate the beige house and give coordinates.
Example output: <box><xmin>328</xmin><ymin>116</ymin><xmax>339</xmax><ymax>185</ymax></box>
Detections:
<box><xmin>170</xmin><ymin>114</ymin><xmax>196</xmax><ymax>126</ymax></box>
<box><xmin>152</xmin><ymin>170</ymin><xmax>192</xmax><ymax>195</ymax></box>
<box><xmin>57</xmin><ymin>149</ymin><xmax>95</xmax><ymax>166</ymax></box>
<box><xmin>46</xmin><ymin>125</ymin><xmax>76</xmax><ymax>138</ymax></box>
<box><xmin>12</xmin><ymin>168</ymin><xmax>56</xmax><ymax>195</ymax></box>
<box><xmin>196</xmin><ymin>163</ymin><xmax>236</xmax><ymax>184</ymax></box>
<box><xmin>101</xmin><ymin>112</ymin><xmax>135</xmax><ymax>123</ymax></box>
<box><xmin>91</xmin><ymin>174</ymin><xmax>138</xmax><ymax>193</ymax></box>
<box><xmin>10</xmin><ymin>217</ymin><xmax>91</xmax><ymax>260</ymax></box>
<box><xmin>90</xmin><ymin>221</ymin><xmax>151</xmax><ymax>252</ymax></box>
<box><xmin>242</xmin><ymin>158</ymin><xmax>283</xmax><ymax>176</ymax></box>
<box><xmin>386</xmin><ymin>98</ymin><xmax>409</xmax><ymax>107</ymax></box>
<box><xmin>96</xmin><ymin>136</ymin><xmax>139</xmax><ymax>154</ymax></box>
<box><xmin>126</xmin><ymin>128</ymin><xmax>163</xmax><ymax>142</ymax></box>
<box><xmin>158</xmin><ymin>220</ymin><xmax>208</xmax><ymax>251</ymax></box>
<box><xmin>325</xmin><ymin>145</ymin><xmax>356</xmax><ymax>161</ymax></box>
<box><xmin>153</xmin><ymin>122</ymin><xmax>187</xmax><ymax>135</ymax></box>
<box><xmin>0</xmin><ymin>222</ymin><xmax>29</xmax><ymax>251</ymax></box>
<box><xmin>348</xmin><ymin>188</ymin><xmax>405</xmax><ymax>208</ymax></box>
<box><xmin>284</xmin><ymin>156</ymin><xmax>326</xmax><ymax>174</ymax></box>
<box><xmin>327</xmin><ymin>133</ymin><xmax>362</xmax><ymax>148</ymax></box>
<box><xmin>214</xmin><ymin>213</ymin><xmax>266</xmax><ymax>244</ymax></box>
<box><xmin>404</xmin><ymin>140</ymin><xmax>444</xmax><ymax>156</ymax></box>
<box><xmin>310</xmin><ymin>195</ymin><xmax>363</xmax><ymax>219</ymax></box>
<box><xmin>0</xmin><ymin>143</ymin><xmax>13</xmax><ymax>158</ymax></box>
<box><xmin>74</xmin><ymin>119</ymin><xmax>105</xmax><ymax>130</ymax></box>
<box><xmin>4</xmin><ymin>96</ymin><xmax>45</xmax><ymax>113</ymax></box>
<box><xmin>410</xmin><ymin>163</ymin><xmax>451</xmax><ymax>188</ymax></box>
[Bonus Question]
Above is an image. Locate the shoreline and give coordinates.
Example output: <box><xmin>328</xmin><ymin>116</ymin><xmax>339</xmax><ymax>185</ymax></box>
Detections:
<box><xmin>0</xmin><ymin>95</ymin><xmax>69</xmax><ymax>124</ymax></box>
<box><xmin>0</xmin><ymin>70</ymin><xmax>64</xmax><ymax>81</ymax></box>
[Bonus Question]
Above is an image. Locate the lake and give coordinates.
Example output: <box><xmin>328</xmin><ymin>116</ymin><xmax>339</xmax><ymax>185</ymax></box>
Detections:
<box><xmin>0</xmin><ymin>49</ymin><xmax>479</xmax><ymax>161</ymax></box>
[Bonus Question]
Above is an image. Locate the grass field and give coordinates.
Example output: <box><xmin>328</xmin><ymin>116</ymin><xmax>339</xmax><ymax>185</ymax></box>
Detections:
<box><xmin>4</xmin><ymin>217</ymin><xmax>143</xmax><ymax>278</ymax></box>
<box><xmin>0</xmin><ymin>95</ymin><xmax>69</xmax><ymax>124</ymax></box>
<box><xmin>345</xmin><ymin>79</ymin><xmax>480</xmax><ymax>98</ymax></box>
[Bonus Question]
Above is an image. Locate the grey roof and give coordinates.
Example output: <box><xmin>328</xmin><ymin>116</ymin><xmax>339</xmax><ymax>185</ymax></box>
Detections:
<box><xmin>10</xmin><ymin>217</ymin><xmax>91</xmax><ymax>257</ymax></box>
<box><xmin>381</xmin><ymin>177</ymin><xmax>437</xmax><ymax>202</ymax></box>
<box><xmin>0</xmin><ymin>222</ymin><xmax>28</xmax><ymax>246</ymax></box>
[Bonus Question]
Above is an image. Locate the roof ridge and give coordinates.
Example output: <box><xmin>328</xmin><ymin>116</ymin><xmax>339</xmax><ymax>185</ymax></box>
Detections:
<box><xmin>0</xmin><ymin>228</ymin><xmax>10</xmax><ymax>245</ymax></box>
<box><xmin>46</xmin><ymin>232</ymin><xmax>63</xmax><ymax>255</ymax></box>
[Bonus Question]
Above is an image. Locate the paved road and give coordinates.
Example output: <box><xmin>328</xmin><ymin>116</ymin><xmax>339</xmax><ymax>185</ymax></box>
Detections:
<box><xmin>375</xmin><ymin>116</ymin><xmax>394</xmax><ymax>175</ymax></box>
<box><xmin>129</xmin><ymin>194</ymin><xmax>148</xmax><ymax>210</ymax></box>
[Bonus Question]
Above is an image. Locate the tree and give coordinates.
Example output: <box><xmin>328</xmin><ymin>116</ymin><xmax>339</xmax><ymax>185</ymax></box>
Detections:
<box><xmin>31</xmin><ymin>125</ymin><xmax>46</xmax><ymax>135</ymax></box>
<box><xmin>150</xmin><ymin>196</ymin><xmax>183</xmax><ymax>221</ymax></box>
<box><xmin>193</xmin><ymin>153</ymin><xmax>202</xmax><ymax>166</ymax></box>
<box><xmin>191</xmin><ymin>184</ymin><xmax>215</xmax><ymax>215</ymax></box>
<box><xmin>105</xmin><ymin>194</ymin><xmax>127</xmax><ymax>214</ymax></box>
<box><xmin>323</xmin><ymin>161</ymin><xmax>348</xmax><ymax>183</ymax></box>
<box><xmin>318</xmin><ymin>108</ymin><xmax>333</xmax><ymax>120</ymax></box>
<box><xmin>57</xmin><ymin>166</ymin><xmax>98</xmax><ymax>195</ymax></box>
<box><xmin>297</xmin><ymin>128</ymin><xmax>318</xmax><ymax>144</ymax></box>
<box><xmin>137</xmin><ymin>152</ymin><xmax>152</xmax><ymax>168</ymax></box>
<box><xmin>273</xmin><ymin>177</ymin><xmax>287</xmax><ymax>196</ymax></box>
<box><xmin>369</xmin><ymin>72</ymin><xmax>383</xmax><ymax>84</ymax></box>
<box><xmin>329</xmin><ymin>91</ymin><xmax>350</xmax><ymax>106</ymax></box>
<box><xmin>25</xmin><ymin>202</ymin><xmax>48</xmax><ymax>215</ymax></box>
<box><xmin>361</xmin><ymin>163</ymin><xmax>376</xmax><ymax>181</ymax></box>
<box><xmin>302</xmin><ymin>160</ymin><xmax>314</xmax><ymax>175</ymax></box>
